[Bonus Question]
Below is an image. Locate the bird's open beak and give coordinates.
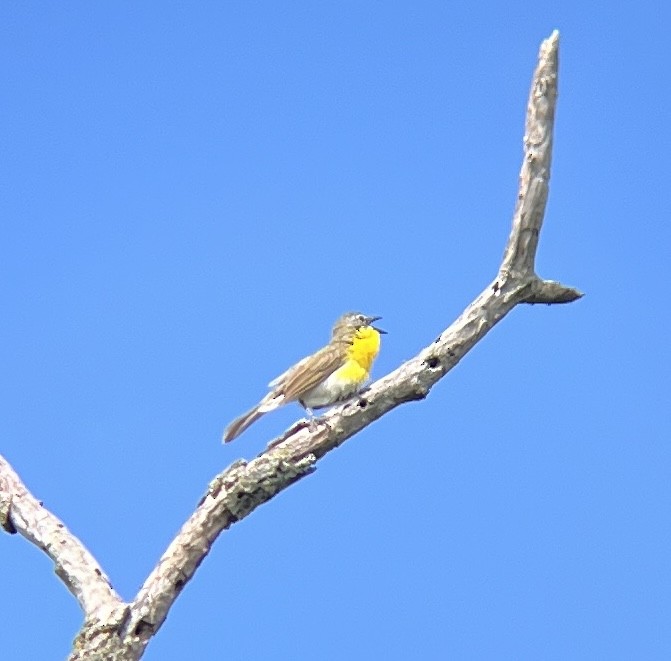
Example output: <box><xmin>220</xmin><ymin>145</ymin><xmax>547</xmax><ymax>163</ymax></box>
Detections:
<box><xmin>367</xmin><ymin>315</ymin><xmax>387</xmax><ymax>334</ymax></box>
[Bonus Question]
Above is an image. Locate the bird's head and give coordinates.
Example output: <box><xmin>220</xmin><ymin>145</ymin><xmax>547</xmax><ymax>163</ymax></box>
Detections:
<box><xmin>331</xmin><ymin>312</ymin><xmax>387</xmax><ymax>341</ymax></box>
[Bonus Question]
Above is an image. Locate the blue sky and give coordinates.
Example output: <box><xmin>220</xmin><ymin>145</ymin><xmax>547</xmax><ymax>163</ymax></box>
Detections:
<box><xmin>2</xmin><ymin>3</ymin><xmax>669</xmax><ymax>659</ymax></box>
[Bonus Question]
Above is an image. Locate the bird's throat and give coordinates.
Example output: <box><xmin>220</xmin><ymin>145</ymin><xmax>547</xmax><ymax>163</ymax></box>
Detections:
<box><xmin>346</xmin><ymin>327</ymin><xmax>382</xmax><ymax>372</ymax></box>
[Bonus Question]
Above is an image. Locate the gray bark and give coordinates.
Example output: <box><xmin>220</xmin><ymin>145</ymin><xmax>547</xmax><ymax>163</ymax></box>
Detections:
<box><xmin>0</xmin><ymin>31</ymin><xmax>579</xmax><ymax>660</ymax></box>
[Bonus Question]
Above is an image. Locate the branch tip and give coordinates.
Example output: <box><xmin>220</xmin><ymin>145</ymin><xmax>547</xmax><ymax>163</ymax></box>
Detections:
<box><xmin>524</xmin><ymin>279</ymin><xmax>584</xmax><ymax>304</ymax></box>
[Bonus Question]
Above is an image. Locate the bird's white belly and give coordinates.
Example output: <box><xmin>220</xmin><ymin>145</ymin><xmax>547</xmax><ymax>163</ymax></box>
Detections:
<box><xmin>300</xmin><ymin>369</ymin><xmax>363</xmax><ymax>408</ymax></box>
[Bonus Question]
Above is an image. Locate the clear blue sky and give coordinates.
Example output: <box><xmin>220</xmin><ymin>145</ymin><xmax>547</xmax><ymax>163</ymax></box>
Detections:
<box><xmin>2</xmin><ymin>3</ymin><xmax>669</xmax><ymax>660</ymax></box>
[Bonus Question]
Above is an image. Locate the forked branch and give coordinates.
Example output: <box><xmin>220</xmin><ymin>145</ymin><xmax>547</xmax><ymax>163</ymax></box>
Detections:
<box><xmin>1</xmin><ymin>31</ymin><xmax>580</xmax><ymax>661</ymax></box>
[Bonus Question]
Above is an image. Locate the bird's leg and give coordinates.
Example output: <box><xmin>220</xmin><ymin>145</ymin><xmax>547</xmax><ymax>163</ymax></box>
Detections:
<box><xmin>305</xmin><ymin>407</ymin><xmax>318</xmax><ymax>432</ymax></box>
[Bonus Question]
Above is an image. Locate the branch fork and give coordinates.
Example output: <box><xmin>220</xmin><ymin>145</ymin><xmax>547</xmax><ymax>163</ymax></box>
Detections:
<box><xmin>1</xmin><ymin>31</ymin><xmax>580</xmax><ymax>660</ymax></box>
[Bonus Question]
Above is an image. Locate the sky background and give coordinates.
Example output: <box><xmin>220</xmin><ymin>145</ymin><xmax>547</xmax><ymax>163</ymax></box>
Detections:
<box><xmin>2</xmin><ymin>3</ymin><xmax>669</xmax><ymax>660</ymax></box>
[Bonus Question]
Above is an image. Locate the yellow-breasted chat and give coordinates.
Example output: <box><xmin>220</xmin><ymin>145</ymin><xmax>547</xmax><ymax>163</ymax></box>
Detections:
<box><xmin>222</xmin><ymin>312</ymin><xmax>386</xmax><ymax>443</ymax></box>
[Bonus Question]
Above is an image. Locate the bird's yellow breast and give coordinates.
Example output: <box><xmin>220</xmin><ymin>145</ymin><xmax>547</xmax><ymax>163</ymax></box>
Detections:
<box><xmin>339</xmin><ymin>326</ymin><xmax>382</xmax><ymax>381</ymax></box>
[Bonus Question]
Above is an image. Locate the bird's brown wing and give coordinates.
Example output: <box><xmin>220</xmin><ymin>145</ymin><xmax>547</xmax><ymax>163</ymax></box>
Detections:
<box><xmin>278</xmin><ymin>343</ymin><xmax>347</xmax><ymax>402</ymax></box>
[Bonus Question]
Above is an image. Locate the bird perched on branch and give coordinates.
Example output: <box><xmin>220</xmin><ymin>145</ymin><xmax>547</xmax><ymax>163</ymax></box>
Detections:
<box><xmin>222</xmin><ymin>312</ymin><xmax>386</xmax><ymax>443</ymax></box>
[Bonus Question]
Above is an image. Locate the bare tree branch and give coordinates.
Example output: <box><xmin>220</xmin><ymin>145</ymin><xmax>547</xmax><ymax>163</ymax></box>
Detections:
<box><xmin>2</xmin><ymin>31</ymin><xmax>580</xmax><ymax>661</ymax></box>
<box><xmin>85</xmin><ymin>29</ymin><xmax>578</xmax><ymax>659</ymax></box>
<box><xmin>501</xmin><ymin>30</ymin><xmax>558</xmax><ymax>279</ymax></box>
<box><xmin>0</xmin><ymin>454</ymin><xmax>124</xmax><ymax>622</ymax></box>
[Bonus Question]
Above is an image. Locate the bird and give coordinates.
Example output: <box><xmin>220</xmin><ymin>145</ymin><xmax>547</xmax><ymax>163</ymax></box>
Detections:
<box><xmin>222</xmin><ymin>312</ymin><xmax>386</xmax><ymax>443</ymax></box>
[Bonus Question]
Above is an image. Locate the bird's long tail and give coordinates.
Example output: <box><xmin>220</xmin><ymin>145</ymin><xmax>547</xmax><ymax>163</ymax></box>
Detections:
<box><xmin>222</xmin><ymin>405</ymin><xmax>265</xmax><ymax>443</ymax></box>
